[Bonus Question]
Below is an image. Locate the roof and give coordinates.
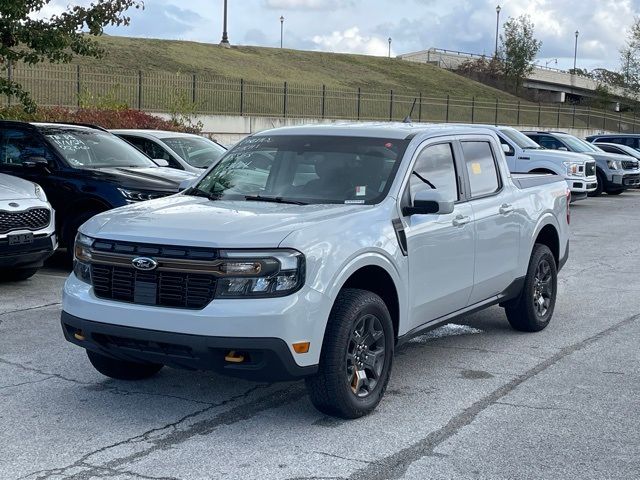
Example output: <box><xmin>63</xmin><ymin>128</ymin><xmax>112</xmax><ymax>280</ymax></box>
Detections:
<box><xmin>253</xmin><ymin>122</ymin><xmax>497</xmax><ymax>140</ymax></box>
<box><xmin>110</xmin><ymin>129</ymin><xmax>201</xmax><ymax>139</ymax></box>
<box><xmin>587</xmin><ymin>133</ymin><xmax>640</xmax><ymax>137</ymax></box>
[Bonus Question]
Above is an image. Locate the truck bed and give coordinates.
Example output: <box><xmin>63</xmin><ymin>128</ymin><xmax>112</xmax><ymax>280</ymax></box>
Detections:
<box><xmin>511</xmin><ymin>172</ymin><xmax>565</xmax><ymax>190</ymax></box>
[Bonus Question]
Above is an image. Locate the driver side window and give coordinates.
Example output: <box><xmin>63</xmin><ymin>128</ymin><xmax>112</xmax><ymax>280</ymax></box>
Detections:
<box><xmin>410</xmin><ymin>143</ymin><xmax>459</xmax><ymax>203</ymax></box>
<box><xmin>0</xmin><ymin>128</ymin><xmax>51</xmax><ymax>167</ymax></box>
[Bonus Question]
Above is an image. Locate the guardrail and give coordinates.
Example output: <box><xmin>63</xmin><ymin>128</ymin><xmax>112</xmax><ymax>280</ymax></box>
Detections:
<box><xmin>4</xmin><ymin>63</ymin><xmax>640</xmax><ymax>132</ymax></box>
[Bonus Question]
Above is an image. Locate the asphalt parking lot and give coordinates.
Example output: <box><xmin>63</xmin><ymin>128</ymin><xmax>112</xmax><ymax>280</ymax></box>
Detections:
<box><xmin>1</xmin><ymin>192</ymin><xmax>639</xmax><ymax>480</ymax></box>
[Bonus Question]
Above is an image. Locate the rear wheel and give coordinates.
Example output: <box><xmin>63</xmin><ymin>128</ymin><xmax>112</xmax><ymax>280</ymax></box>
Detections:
<box><xmin>87</xmin><ymin>350</ymin><xmax>163</xmax><ymax>380</ymax></box>
<box><xmin>306</xmin><ymin>289</ymin><xmax>394</xmax><ymax>419</ymax></box>
<box><xmin>505</xmin><ymin>244</ymin><xmax>557</xmax><ymax>332</ymax></box>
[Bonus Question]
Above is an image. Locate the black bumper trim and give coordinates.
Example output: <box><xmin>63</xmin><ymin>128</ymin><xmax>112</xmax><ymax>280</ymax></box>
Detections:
<box><xmin>60</xmin><ymin>311</ymin><xmax>318</xmax><ymax>382</ymax></box>
<box><xmin>0</xmin><ymin>235</ymin><xmax>54</xmax><ymax>268</ymax></box>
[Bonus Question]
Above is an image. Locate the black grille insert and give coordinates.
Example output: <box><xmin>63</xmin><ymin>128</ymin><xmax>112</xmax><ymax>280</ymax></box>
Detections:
<box><xmin>585</xmin><ymin>162</ymin><xmax>596</xmax><ymax>177</ymax></box>
<box><xmin>622</xmin><ymin>160</ymin><xmax>638</xmax><ymax>170</ymax></box>
<box><xmin>91</xmin><ymin>265</ymin><xmax>217</xmax><ymax>310</ymax></box>
<box><xmin>0</xmin><ymin>208</ymin><xmax>51</xmax><ymax>234</ymax></box>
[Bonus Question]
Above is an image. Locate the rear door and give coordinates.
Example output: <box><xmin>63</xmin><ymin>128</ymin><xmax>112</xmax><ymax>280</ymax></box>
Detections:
<box><xmin>403</xmin><ymin>138</ymin><xmax>475</xmax><ymax>330</ymax></box>
<box><xmin>461</xmin><ymin>139</ymin><xmax>521</xmax><ymax>304</ymax></box>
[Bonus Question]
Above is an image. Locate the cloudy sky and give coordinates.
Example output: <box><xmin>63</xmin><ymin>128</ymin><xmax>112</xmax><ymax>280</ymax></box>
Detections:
<box><xmin>67</xmin><ymin>0</ymin><xmax>640</xmax><ymax>72</ymax></box>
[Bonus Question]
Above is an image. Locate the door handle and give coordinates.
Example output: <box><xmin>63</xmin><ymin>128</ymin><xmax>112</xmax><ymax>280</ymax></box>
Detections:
<box><xmin>499</xmin><ymin>203</ymin><xmax>514</xmax><ymax>215</ymax></box>
<box><xmin>452</xmin><ymin>215</ymin><xmax>471</xmax><ymax>227</ymax></box>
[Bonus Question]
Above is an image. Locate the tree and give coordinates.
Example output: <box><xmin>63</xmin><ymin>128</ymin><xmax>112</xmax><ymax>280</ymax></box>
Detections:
<box><xmin>0</xmin><ymin>0</ymin><xmax>141</xmax><ymax>111</ymax></box>
<box><xmin>620</xmin><ymin>18</ymin><xmax>640</xmax><ymax>91</ymax></box>
<box><xmin>499</xmin><ymin>15</ymin><xmax>542</xmax><ymax>92</ymax></box>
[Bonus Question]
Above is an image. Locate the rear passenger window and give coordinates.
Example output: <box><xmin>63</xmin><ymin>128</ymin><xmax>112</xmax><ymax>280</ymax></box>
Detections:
<box><xmin>410</xmin><ymin>143</ymin><xmax>459</xmax><ymax>203</ymax></box>
<box><xmin>461</xmin><ymin>141</ymin><xmax>500</xmax><ymax>197</ymax></box>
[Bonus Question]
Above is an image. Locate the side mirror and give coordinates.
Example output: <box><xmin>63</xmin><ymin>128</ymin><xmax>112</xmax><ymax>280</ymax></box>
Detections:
<box><xmin>178</xmin><ymin>178</ymin><xmax>196</xmax><ymax>192</ymax></box>
<box><xmin>23</xmin><ymin>157</ymin><xmax>51</xmax><ymax>171</ymax></box>
<box><xmin>153</xmin><ymin>158</ymin><xmax>170</xmax><ymax>167</ymax></box>
<box><xmin>403</xmin><ymin>190</ymin><xmax>454</xmax><ymax>216</ymax></box>
<box><xmin>501</xmin><ymin>143</ymin><xmax>515</xmax><ymax>156</ymax></box>
<box><xmin>558</xmin><ymin>146</ymin><xmax>568</xmax><ymax>151</ymax></box>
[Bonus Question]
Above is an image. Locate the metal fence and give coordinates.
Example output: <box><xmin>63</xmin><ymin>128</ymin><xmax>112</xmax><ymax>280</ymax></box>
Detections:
<box><xmin>6</xmin><ymin>63</ymin><xmax>640</xmax><ymax>132</ymax></box>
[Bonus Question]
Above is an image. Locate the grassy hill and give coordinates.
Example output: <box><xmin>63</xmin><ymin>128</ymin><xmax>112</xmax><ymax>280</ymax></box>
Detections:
<box><xmin>70</xmin><ymin>35</ymin><xmax>521</xmax><ymax>102</ymax></box>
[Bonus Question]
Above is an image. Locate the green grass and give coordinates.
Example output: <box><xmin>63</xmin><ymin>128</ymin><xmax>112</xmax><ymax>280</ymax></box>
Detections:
<box><xmin>69</xmin><ymin>35</ymin><xmax>523</xmax><ymax>102</ymax></box>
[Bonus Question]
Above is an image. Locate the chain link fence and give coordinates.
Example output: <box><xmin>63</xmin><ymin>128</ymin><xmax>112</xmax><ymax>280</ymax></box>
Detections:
<box><xmin>6</xmin><ymin>62</ymin><xmax>640</xmax><ymax>132</ymax></box>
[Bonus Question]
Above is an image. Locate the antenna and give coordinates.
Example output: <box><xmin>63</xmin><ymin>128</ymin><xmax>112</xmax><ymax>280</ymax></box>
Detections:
<box><xmin>403</xmin><ymin>98</ymin><xmax>417</xmax><ymax>123</ymax></box>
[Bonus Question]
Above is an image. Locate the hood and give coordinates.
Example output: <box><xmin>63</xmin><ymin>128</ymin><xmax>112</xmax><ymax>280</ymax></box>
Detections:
<box><xmin>0</xmin><ymin>173</ymin><xmax>37</xmax><ymax>201</ymax></box>
<box><xmin>526</xmin><ymin>149</ymin><xmax>592</xmax><ymax>163</ymax></box>
<box><xmin>88</xmin><ymin>166</ymin><xmax>195</xmax><ymax>192</ymax></box>
<box><xmin>81</xmin><ymin>195</ymin><xmax>373</xmax><ymax>248</ymax></box>
<box><xmin>582</xmin><ymin>151</ymin><xmax>631</xmax><ymax>163</ymax></box>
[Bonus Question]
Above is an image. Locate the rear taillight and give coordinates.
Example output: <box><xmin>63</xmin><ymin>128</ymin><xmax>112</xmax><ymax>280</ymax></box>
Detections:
<box><xmin>566</xmin><ymin>188</ymin><xmax>571</xmax><ymax>225</ymax></box>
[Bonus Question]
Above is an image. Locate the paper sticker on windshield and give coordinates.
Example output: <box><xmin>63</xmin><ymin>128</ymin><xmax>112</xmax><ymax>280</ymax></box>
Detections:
<box><xmin>345</xmin><ymin>200</ymin><xmax>365</xmax><ymax>204</ymax></box>
<box><xmin>355</xmin><ymin>186</ymin><xmax>366</xmax><ymax>196</ymax></box>
<box><xmin>49</xmin><ymin>134</ymin><xmax>89</xmax><ymax>152</ymax></box>
<box><xmin>471</xmin><ymin>163</ymin><xmax>482</xmax><ymax>175</ymax></box>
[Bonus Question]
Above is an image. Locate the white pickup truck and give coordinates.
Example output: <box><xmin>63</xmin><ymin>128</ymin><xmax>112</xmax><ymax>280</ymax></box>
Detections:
<box><xmin>62</xmin><ymin>124</ymin><xmax>570</xmax><ymax>419</ymax></box>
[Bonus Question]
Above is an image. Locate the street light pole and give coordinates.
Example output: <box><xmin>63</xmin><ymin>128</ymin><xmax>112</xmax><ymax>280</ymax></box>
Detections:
<box><xmin>573</xmin><ymin>30</ymin><xmax>579</xmax><ymax>72</ymax></box>
<box><xmin>280</xmin><ymin>16</ymin><xmax>284</xmax><ymax>48</ymax></box>
<box><xmin>220</xmin><ymin>0</ymin><xmax>230</xmax><ymax>48</ymax></box>
<box><xmin>388</xmin><ymin>37</ymin><xmax>392</xmax><ymax>58</ymax></box>
<box><xmin>495</xmin><ymin>5</ymin><xmax>501</xmax><ymax>57</ymax></box>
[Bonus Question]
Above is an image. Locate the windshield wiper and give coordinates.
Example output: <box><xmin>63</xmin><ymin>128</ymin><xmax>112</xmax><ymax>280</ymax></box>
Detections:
<box><xmin>185</xmin><ymin>187</ymin><xmax>222</xmax><ymax>201</ymax></box>
<box><xmin>244</xmin><ymin>195</ymin><xmax>308</xmax><ymax>205</ymax></box>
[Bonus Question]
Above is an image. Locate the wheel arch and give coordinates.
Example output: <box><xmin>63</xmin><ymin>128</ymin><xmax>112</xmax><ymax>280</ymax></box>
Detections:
<box><xmin>60</xmin><ymin>196</ymin><xmax>112</xmax><ymax>243</ymax></box>
<box><xmin>533</xmin><ymin>221</ymin><xmax>560</xmax><ymax>265</ymax></box>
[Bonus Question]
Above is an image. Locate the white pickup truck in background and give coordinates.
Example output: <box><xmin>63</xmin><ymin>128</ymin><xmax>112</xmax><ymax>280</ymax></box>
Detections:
<box><xmin>61</xmin><ymin>123</ymin><xmax>570</xmax><ymax>419</ymax></box>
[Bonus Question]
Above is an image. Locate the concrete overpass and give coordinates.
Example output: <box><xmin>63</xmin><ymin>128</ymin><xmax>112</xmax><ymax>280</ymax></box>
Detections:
<box><xmin>398</xmin><ymin>48</ymin><xmax>636</xmax><ymax>104</ymax></box>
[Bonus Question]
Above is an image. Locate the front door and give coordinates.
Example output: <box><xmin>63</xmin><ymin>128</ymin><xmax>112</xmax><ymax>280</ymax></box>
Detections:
<box><xmin>403</xmin><ymin>140</ymin><xmax>475</xmax><ymax>331</ymax></box>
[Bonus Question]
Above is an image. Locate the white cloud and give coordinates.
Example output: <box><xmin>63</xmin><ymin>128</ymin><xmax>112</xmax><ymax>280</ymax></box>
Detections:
<box><xmin>312</xmin><ymin>27</ymin><xmax>391</xmax><ymax>56</ymax></box>
<box><xmin>264</xmin><ymin>0</ymin><xmax>355</xmax><ymax>10</ymax></box>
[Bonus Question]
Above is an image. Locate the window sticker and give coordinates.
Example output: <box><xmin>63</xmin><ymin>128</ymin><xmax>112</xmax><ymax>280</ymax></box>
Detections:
<box><xmin>49</xmin><ymin>134</ymin><xmax>90</xmax><ymax>152</ymax></box>
<box><xmin>345</xmin><ymin>199</ymin><xmax>365</xmax><ymax>204</ymax></box>
<box><xmin>471</xmin><ymin>162</ymin><xmax>482</xmax><ymax>175</ymax></box>
<box><xmin>355</xmin><ymin>185</ymin><xmax>366</xmax><ymax>196</ymax></box>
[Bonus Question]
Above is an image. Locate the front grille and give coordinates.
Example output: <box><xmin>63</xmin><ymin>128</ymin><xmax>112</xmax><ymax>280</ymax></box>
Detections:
<box><xmin>0</xmin><ymin>208</ymin><xmax>51</xmax><ymax>234</ymax></box>
<box><xmin>585</xmin><ymin>162</ymin><xmax>596</xmax><ymax>177</ymax></box>
<box><xmin>622</xmin><ymin>160</ymin><xmax>638</xmax><ymax>170</ymax></box>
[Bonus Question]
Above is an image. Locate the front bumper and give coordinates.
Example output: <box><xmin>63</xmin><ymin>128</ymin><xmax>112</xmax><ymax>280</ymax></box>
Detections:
<box><xmin>62</xmin><ymin>273</ymin><xmax>330</xmax><ymax>372</ymax></box>
<box><xmin>607</xmin><ymin>171</ymin><xmax>640</xmax><ymax>189</ymax></box>
<box><xmin>0</xmin><ymin>233</ymin><xmax>56</xmax><ymax>269</ymax></box>
<box><xmin>61</xmin><ymin>311</ymin><xmax>317</xmax><ymax>381</ymax></box>
<box><xmin>565</xmin><ymin>176</ymin><xmax>597</xmax><ymax>194</ymax></box>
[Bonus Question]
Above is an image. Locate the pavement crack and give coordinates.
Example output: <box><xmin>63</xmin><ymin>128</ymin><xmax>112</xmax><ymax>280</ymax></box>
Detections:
<box><xmin>348</xmin><ymin>311</ymin><xmax>640</xmax><ymax>480</ymax></box>
<box><xmin>313</xmin><ymin>451</ymin><xmax>376</xmax><ymax>465</ymax></box>
<box><xmin>0</xmin><ymin>302</ymin><xmax>61</xmax><ymax>318</ymax></box>
<box><xmin>494</xmin><ymin>401</ymin><xmax>575</xmax><ymax>412</ymax></box>
<box><xmin>0</xmin><ymin>375</ymin><xmax>55</xmax><ymax>391</ymax></box>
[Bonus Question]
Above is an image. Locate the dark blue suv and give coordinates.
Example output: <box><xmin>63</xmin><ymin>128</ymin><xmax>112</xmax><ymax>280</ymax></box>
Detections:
<box><xmin>0</xmin><ymin>121</ymin><xmax>195</xmax><ymax>256</ymax></box>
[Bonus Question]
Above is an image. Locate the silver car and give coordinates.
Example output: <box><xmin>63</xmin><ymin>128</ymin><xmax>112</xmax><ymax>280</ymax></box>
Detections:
<box><xmin>111</xmin><ymin>130</ymin><xmax>226</xmax><ymax>174</ymax></box>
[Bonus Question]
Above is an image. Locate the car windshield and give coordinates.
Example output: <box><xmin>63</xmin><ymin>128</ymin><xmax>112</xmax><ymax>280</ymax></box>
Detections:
<box><xmin>44</xmin><ymin>128</ymin><xmax>156</xmax><ymax>169</ymax></box>
<box><xmin>499</xmin><ymin>128</ymin><xmax>542</xmax><ymax>149</ymax></box>
<box><xmin>161</xmin><ymin>136</ymin><xmax>226</xmax><ymax>169</ymax></box>
<box><xmin>559</xmin><ymin>135</ymin><xmax>601</xmax><ymax>153</ymax></box>
<box><xmin>191</xmin><ymin>135</ymin><xmax>410</xmax><ymax>205</ymax></box>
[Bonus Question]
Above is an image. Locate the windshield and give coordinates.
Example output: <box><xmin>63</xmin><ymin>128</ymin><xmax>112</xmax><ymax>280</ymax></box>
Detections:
<box><xmin>44</xmin><ymin>129</ymin><xmax>155</xmax><ymax>169</ymax></box>
<box><xmin>559</xmin><ymin>135</ymin><xmax>601</xmax><ymax>153</ymax></box>
<box><xmin>498</xmin><ymin>128</ymin><xmax>542</xmax><ymax>149</ymax></box>
<box><xmin>162</xmin><ymin>136</ymin><xmax>226</xmax><ymax>169</ymax></box>
<box><xmin>191</xmin><ymin>135</ymin><xmax>410</xmax><ymax>205</ymax></box>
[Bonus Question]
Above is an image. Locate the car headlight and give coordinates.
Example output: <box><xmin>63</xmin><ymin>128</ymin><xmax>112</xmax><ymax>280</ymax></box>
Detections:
<box><xmin>215</xmin><ymin>249</ymin><xmax>305</xmax><ymax>298</ymax></box>
<box><xmin>73</xmin><ymin>232</ymin><xmax>94</xmax><ymax>284</ymax></box>
<box><xmin>34</xmin><ymin>185</ymin><xmax>48</xmax><ymax>202</ymax></box>
<box><xmin>563</xmin><ymin>162</ymin><xmax>585</xmax><ymax>177</ymax></box>
<box><xmin>118</xmin><ymin>188</ymin><xmax>170</xmax><ymax>203</ymax></box>
<box><xmin>606</xmin><ymin>160</ymin><xmax>621</xmax><ymax>170</ymax></box>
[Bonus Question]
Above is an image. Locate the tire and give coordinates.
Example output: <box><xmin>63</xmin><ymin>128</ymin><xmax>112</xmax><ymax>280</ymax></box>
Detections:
<box><xmin>505</xmin><ymin>244</ymin><xmax>558</xmax><ymax>332</ymax></box>
<box><xmin>0</xmin><ymin>268</ymin><xmax>39</xmax><ymax>282</ymax></box>
<box><xmin>87</xmin><ymin>350</ymin><xmax>163</xmax><ymax>380</ymax></box>
<box><xmin>606</xmin><ymin>189</ymin><xmax>624</xmax><ymax>195</ymax></box>
<box><xmin>588</xmin><ymin>172</ymin><xmax>605</xmax><ymax>197</ymax></box>
<box><xmin>305</xmin><ymin>289</ymin><xmax>394</xmax><ymax>419</ymax></box>
<box><xmin>65</xmin><ymin>210</ymin><xmax>102</xmax><ymax>261</ymax></box>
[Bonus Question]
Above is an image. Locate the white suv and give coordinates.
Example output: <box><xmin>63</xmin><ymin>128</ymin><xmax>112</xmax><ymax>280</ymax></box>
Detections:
<box><xmin>62</xmin><ymin>124</ymin><xmax>570</xmax><ymax>418</ymax></box>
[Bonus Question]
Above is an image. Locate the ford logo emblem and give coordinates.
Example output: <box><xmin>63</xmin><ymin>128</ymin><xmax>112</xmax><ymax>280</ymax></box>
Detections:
<box><xmin>132</xmin><ymin>257</ymin><xmax>158</xmax><ymax>271</ymax></box>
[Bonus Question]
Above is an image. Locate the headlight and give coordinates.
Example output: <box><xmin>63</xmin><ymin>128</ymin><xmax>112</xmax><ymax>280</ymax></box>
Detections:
<box><xmin>73</xmin><ymin>233</ymin><xmax>94</xmax><ymax>284</ymax></box>
<box><xmin>34</xmin><ymin>185</ymin><xmax>47</xmax><ymax>202</ymax></box>
<box><xmin>606</xmin><ymin>160</ymin><xmax>621</xmax><ymax>170</ymax></box>
<box><xmin>215</xmin><ymin>249</ymin><xmax>305</xmax><ymax>298</ymax></box>
<box><xmin>563</xmin><ymin>162</ymin><xmax>585</xmax><ymax>177</ymax></box>
<box><xmin>118</xmin><ymin>188</ymin><xmax>169</xmax><ymax>203</ymax></box>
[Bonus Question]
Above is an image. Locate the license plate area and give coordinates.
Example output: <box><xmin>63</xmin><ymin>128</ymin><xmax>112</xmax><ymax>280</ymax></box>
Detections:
<box><xmin>8</xmin><ymin>232</ymin><xmax>34</xmax><ymax>246</ymax></box>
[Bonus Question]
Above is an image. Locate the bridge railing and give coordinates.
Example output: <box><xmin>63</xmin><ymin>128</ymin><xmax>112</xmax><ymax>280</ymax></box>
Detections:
<box><xmin>4</xmin><ymin>63</ymin><xmax>640</xmax><ymax>133</ymax></box>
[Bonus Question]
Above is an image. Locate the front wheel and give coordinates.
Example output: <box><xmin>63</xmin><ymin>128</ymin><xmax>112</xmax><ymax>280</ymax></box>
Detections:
<box><xmin>588</xmin><ymin>172</ymin><xmax>605</xmax><ymax>197</ymax></box>
<box><xmin>306</xmin><ymin>289</ymin><xmax>394</xmax><ymax>419</ymax></box>
<box><xmin>87</xmin><ymin>350</ymin><xmax>163</xmax><ymax>380</ymax></box>
<box><xmin>0</xmin><ymin>267</ymin><xmax>39</xmax><ymax>282</ymax></box>
<box><xmin>505</xmin><ymin>244</ymin><xmax>558</xmax><ymax>332</ymax></box>
<box><xmin>606</xmin><ymin>189</ymin><xmax>624</xmax><ymax>195</ymax></box>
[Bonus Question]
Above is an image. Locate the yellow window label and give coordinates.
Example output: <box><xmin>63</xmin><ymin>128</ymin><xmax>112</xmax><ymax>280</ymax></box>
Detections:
<box><xmin>471</xmin><ymin>163</ymin><xmax>482</xmax><ymax>175</ymax></box>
